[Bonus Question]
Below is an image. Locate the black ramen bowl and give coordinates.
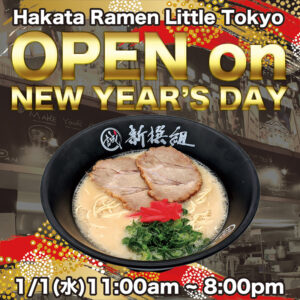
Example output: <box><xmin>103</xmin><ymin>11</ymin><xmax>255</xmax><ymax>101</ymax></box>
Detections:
<box><xmin>41</xmin><ymin>115</ymin><xmax>260</xmax><ymax>271</ymax></box>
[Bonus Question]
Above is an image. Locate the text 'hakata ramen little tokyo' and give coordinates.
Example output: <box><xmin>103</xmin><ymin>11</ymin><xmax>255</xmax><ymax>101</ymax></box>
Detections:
<box><xmin>73</xmin><ymin>146</ymin><xmax>228</xmax><ymax>261</ymax></box>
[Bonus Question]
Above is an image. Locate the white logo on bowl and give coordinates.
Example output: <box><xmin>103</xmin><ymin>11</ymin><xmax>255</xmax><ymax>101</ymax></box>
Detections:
<box><xmin>100</xmin><ymin>128</ymin><xmax>122</xmax><ymax>151</ymax></box>
<box><xmin>125</xmin><ymin>124</ymin><xmax>195</xmax><ymax>148</ymax></box>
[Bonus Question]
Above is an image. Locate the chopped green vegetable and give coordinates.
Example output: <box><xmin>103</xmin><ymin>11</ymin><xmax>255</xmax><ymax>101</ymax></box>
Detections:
<box><xmin>182</xmin><ymin>208</ymin><xmax>188</xmax><ymax>216</ymax></box>
<box><xmin>122</xmin><ymin>216</ymin><xmax>210</xmax><ymax>260</ymax></box>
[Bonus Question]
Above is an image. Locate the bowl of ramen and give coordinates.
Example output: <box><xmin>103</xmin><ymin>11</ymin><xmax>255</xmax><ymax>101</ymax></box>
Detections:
<box><xmin>41</xmin><ymin>115</ymin><xmax>260</xmax><ymax>270</ymax></box>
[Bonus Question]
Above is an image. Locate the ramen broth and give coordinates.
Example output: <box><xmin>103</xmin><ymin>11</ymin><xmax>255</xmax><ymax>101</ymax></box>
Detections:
<box><xmin>73</xmin><ymin>151</ymin><xmax>228</xmax><ymax>260</ymax></box>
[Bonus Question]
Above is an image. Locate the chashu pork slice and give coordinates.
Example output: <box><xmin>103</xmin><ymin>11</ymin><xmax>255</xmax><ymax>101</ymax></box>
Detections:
<box><xmin>90</xmin><ymin>156</ymin><xmax>153</xmax><ymax>211</ymax></box>
<box><xmin>136</xmin><ymin>146</ymin><xmax>202</xmax><ymax>202</ymax></box>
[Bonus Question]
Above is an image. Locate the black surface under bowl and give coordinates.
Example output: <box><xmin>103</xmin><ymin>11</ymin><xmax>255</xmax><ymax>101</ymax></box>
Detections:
<box><xmin>41</xmin><ymin>115</ymin><xmax>260</xmax><ymax>271</ymax></box>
